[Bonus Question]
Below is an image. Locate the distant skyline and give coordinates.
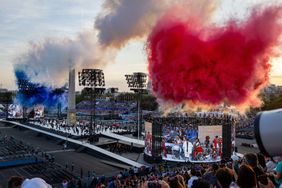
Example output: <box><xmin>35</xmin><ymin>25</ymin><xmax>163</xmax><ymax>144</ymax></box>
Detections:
<box><xmin>0</xmin><ymin>0</ymin><xmax>281</xmax><ymax>92</ymax></box>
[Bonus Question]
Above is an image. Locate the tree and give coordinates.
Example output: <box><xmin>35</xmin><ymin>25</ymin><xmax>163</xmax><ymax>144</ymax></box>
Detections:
<box><xmin>261</xmin><ymin>94</ymin><xmax>282</xmax><ymax>111</ymax></box>
<box><xmin>140</xmin><ymin>94</ymin><xmax>158</xmax><ymax>111</ymax></box>
<box><xmin>0</xmin><ymin>92</ymin><xmax>14</xmax><ymax>118</ymax></box>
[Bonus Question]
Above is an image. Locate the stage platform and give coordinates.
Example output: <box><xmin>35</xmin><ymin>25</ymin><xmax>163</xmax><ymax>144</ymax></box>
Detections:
<box><xmin>101</xmin><ymin>131</ymin><xmax>145</xmax><ymax>146</ymax></box>
<box><xmin>0</xmin><ymin>119</ymin><xmax>145</xmax><ymax>168</ymax></box>
<box><xmin>144</xmin><ymin>152</ymin><xmax>221</xmax><ymax>163</ymax></box>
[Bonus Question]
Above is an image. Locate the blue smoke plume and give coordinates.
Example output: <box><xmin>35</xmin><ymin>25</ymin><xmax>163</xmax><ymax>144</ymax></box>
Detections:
<box><xmin>15</xmin><ymin>69</ymin><xmax>67</xmax><ymax>109</ymax></box>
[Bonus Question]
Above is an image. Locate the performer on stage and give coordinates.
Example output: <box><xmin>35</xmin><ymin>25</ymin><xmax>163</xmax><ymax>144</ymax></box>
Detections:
<box><xmin>193</xmin><ymin>138</ymin><xmax>203</xmax><ymax>160</ymax></box>
<box><xmin>176</xmin><ymin>136</ymin><xmax>183</xmax><ymax>156</ymax></box>
<box><xmin>204</xmin><ymin>136</ymin><xmax>210</xmax><ymax>148</ymax></box>
<box><xmin>172</xmin><ymin>140</ymin><xmax>180</xmax><ymax>159</ymax></box>
<box><xmin>204</xmin><ymin>136</ymin><xmax>211</xmax><ymax>155</ymax></box>
<box><xmin>213</xmin><ymin>136</ymin><xmax>218</xmax><ymax>150</ymax></box>
<box><xmin>218</xmin><ymin>136</ymin><xmax>222</xmax><ymax>157</ymax></box>
<box><xmin>183</xmin><ymin>137</ymin><xmax>193</xmax><ymax>159</ymax></box>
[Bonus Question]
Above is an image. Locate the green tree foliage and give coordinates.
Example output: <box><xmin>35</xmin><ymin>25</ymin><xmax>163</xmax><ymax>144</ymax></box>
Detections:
<box><xmin>116</xmin><ymin>92</ymin><xmax>158</xmax><ymax>111</ymax></box>
<box><xmin>0</xmin><ymin>92</ymin><xmax>13</xmax><ymax>104</ymax></box>
<box><xmin>140</xmin><ymin>94</ymin><xmax>158</xmax><ymax>111</ymax></box>
<box><xmin>262</xmin><ymin>94</ymin><xmax>282</xmax><ymax>111</ymax></box>
<box><xmin>76</xmin><ymin>91</ymin><xmax>159</xmax><ymax>111</ymax></box>
<box><xmin>0</xmin><ymin>92</ymin><xmax>14</xmax><ymax>117</ymax></box>
<box><xmin>75</xmin><ymin>88</ymin><xmax>93</xmax><ymax>104</ymax></box>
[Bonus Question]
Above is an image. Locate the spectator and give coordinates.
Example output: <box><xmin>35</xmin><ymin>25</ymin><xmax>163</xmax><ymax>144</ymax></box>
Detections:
<box><xmin>266</xmin><ymin>157</ymin><xmax>279</xmax><ymax>172</ymax></box>
<box><xmin>169</xmin><ymin>176</ymin><xmax>181</xmax><ymax>188</ymax></box>
<box><xmin>176</xmin><ymin>174</ymin><xmax>186</xmax><ymax>188</ymax></box>
<box><xmin>257</xmin><ymin>153</ymin><xmax>267</xmax><ymax>172</ymax></box>
<box><xmin>187</xmin><ymin>168</ymin><xmax>198</xmax><ymax>188</ymax></box>
<box><xmin>216</xmin><ymin>168</ymin><xmax>233</xmax><ymax>188</ymax></box>
<box><xmin>244</xmin><ymin>153</ymin><xmax>274</xmax><ymax>188</ymax></box>
<box><xmin>62</xmin><ymin>180</ymin><xmax>68</xmax><ymax>188</ymax></box>
<box><xmin>268</xmin><ymin>156</ymin><xmax>282</xmax><ymax>187</ymax></box>
<box><xmin>8</xmin><ymin>176</ymin><xmax>23</xmax><ymax>188</ymax></box>
<box><xmin>191</xmin><ymin>178</ymin><xmax>210</xmax><ymax>188</ymax></box>
<box><xmin>220</xmin><ymin>159</ymin><xmax>235</xmax><ymax>181</ymax></box>
<box><xmin>203</xmin><ymin>163</ymin><xmax>219</xmax><ymax>187</ymax></box>
<box><xmin>237</xmin><ymin>164</ymin><xmax>257</xmax><ymax>188</ymax></box>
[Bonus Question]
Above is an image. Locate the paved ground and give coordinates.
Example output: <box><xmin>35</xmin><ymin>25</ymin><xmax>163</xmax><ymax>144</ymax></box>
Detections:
<box><xmin>236</xmin><ymin>138</ymin><xmax>259</xmax><ymax>154</ymax></box>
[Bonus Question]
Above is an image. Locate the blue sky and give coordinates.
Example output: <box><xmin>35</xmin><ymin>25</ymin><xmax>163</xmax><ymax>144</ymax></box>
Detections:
<box><xmin>0</xmin><ymin>0</ymin><xmax>281</xmax><ymax>91</ymax></box>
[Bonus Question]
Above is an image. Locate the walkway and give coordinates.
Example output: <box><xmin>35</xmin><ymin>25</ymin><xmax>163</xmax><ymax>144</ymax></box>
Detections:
<box><xmin>101</xmin><ymin>131</ymin><xmax>145</xmax><ymax>146</ymax></box>
<box><xmin>0</xmin><ymin>119</ymin><xmax>145</xmax><ymax>168</ymax></box>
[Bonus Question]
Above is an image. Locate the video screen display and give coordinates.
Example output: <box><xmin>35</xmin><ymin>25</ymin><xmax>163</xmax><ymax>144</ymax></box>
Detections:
<box><xmin>8</xmin><ymin>104</ymin><xmax>23</xmax><ymax>119</ymax></box>
<box><xmin>160</xmin><ymin>125</ymin><xmax>223</xmax><ymax>162</ymax></box>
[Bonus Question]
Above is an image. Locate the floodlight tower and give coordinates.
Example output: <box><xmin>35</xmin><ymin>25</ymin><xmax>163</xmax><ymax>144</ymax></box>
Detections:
<box><xmin>78</xmin><ymin>69</ymin><xmax>105</xmax><ymax>141</ymax></box>
<box><xmin>125</xmin><ymin>72</ymin><xmax>148</xmax><ymax>140</ymax></box>
<box><xmin>108</xmin><ymin>87</ymin><xmax>118</xmax><ymax>120</ymax></box>
<box><xmin>17</xmin><ymin>79</ymin><xmax>35</xmax><ymax>119</ymax></box>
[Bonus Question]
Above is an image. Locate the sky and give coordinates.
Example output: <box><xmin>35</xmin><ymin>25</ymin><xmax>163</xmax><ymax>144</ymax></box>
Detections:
<box><xmin>0</xmin><ymin>0</ymin><xmax>281</xmax><ymax>92</ymax></box>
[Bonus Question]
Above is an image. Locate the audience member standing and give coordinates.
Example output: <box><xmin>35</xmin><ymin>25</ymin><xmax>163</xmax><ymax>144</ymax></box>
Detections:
<box><xmin>237</xmin><ymin>164</ymin><xmax>257</xmax><ymax>188</ymax></box>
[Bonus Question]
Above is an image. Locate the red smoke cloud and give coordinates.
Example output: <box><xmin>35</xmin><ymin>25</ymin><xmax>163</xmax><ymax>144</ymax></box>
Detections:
<box><xmin>147</xmin><ymin>6</ymin><xmax>282</xmax><ymax>109</ymax></box>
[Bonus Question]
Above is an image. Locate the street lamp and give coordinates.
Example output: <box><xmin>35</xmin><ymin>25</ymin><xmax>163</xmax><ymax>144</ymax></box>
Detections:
<box><xmin>78</xmin><ymin>69</ymin><xmax>105</xmax><ymax>141</ymax></box>
<box><xmin>125</xmin><ymin>72</ymin><xmax>148</xmax><ymax>140</ymax></box>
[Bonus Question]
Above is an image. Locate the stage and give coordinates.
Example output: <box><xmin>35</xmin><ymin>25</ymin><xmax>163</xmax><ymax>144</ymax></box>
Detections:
<box><xmin>143</xmin><ymin>116</ymin><xmax>235</xmax><ymax>163</ymax></box>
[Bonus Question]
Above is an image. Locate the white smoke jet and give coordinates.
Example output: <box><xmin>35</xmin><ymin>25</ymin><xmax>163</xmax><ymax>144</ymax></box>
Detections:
<box><xmin>15</xmin><ymin>0</ymin><xmax>218</xmax><ymax>86</ymax></box>
<box><xmin>95</xmin><ymin>0</ymin><xmax>218</xmax><ymax>48</ymax></box>
<box><xmin>15</xmin><ymin>31</ymin><xmax>116</xmax><ymax>87</ymax></box>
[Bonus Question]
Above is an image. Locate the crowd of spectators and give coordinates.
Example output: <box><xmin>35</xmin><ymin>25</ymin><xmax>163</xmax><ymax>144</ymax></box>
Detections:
<box><xmin>8</xmin><ymin>152</ymin><xmax>282</xmax><ymax>188</ymax></box>
<box><xmin>235</xmin><ymin>111</ymin><xmax>257</xmax><ymax>139</ymax></box>
<box><xmin>30</xmin><ymin>118</ymin><xmax>137</xmax><ymax>137</ymax></box>
<box><xmin>76</xmin><ymin>99</ymin><xmax>136</xmax><ymax>116</ymax></box>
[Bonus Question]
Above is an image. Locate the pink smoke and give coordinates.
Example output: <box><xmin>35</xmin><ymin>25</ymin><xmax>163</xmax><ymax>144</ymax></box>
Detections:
<box><xmin>147</xmin><ymin>6</ymin><xmax>282</xmax><ymax>109</ymax></box>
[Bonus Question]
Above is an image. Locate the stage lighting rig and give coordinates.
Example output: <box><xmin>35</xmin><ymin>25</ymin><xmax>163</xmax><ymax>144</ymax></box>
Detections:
<box><xmin>78</xmin><ymin>69</ymin><xmax>105</xmax><ymax>88</ymax></box>
<box><xmin>125</xmin><ymin>72</ymin><xmax>148</xmax><ymax>94</ymax></box>
<box><xmin>78</xmin><ymin>69</ymin><xmax>105</xmax><ymax>141</ymax></box>
<box><xmin>125</xmin><ymin>72</ymin><xmax>148</xmax><ymax>140</ymax></box>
